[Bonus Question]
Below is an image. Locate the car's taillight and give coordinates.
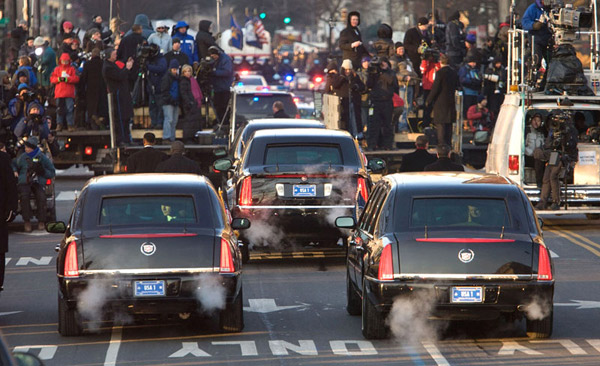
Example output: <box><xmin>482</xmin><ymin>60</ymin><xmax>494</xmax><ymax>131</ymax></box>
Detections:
<box><xmin>357</xmin><ymin>177</ymin><xmax>368</xmax><ymax>202</ymax></box>
<box><xmin>508</xmin><ymin>155</ymin><xmax>519</xmax><ymax>175</ymax></box>
<box><xmin>64</xmin><ymin>241</ymin><xmax>79</xmax><ymax>278</ymax></box>
<box><xmin>314</xmin><ymin>76</ymin><xmax>323</xmax><ymax>83</ymax></box>
<box><xmin>84</xmin><ymin>146</ymin><xmax>93</xmax><ymax>155</ymax></box>
<box><xmin>46</xmin><ymin>178</ymin><xmax>52</xmax><ymax>185</ymax></box>
<box><xmin>378</xmin><ymin>245</ymin><xmax>394</xmax><ymax>281</ymax></box>
<box><xmin>239</xmin><ymin>177</ymin><xmax>252</xmax><ymax>206</ymax></box>
<box><xmin>537</xmin><ymin>244</ymin><xmax>553</xmax><ymax>281</ymax></box>
<box><xmin>220</xmin><ymin>238</ymin><xmax>235</xmax><ymax>273</ymax></box>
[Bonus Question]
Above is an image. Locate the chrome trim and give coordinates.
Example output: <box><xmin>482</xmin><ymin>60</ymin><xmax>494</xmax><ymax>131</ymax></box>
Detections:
<box><xmin>79</xmin><ymin>267</ymin><xmax>220</xmax><ymax>275</ymax></box>
<box><xmin>238</xmin><ymin>205</ymin><xmax>355</xmax><ymax>209</ymax></box>
<box><xmin>392</xmin><ymin>273</ymin><xmax>533</xmax><ymax>280</ymax></box>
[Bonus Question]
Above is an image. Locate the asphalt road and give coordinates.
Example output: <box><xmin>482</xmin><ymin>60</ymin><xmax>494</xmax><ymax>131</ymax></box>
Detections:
<box><xmin>2</xmin><ymin>176</ymin><xmax>600</xmax><ymax>365</ymax></box>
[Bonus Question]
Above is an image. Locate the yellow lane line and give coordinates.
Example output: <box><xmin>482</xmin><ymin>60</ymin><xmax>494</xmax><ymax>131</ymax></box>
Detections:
<box><xmin>561</xmin><ymin>229</ymin><xmax>600</xmax><ymax>251</ymax></box>
<box><xmin>549</xmin><ymin>229</ymin><xmax>600</xmax><ymax>257</ymax></box>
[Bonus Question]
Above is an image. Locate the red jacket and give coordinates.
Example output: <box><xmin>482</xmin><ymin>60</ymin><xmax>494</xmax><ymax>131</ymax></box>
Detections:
<box><xmin>393</xmin><ymin>93</ymin><xmax>404</xmax><ymax>108</ymax></box>
<box><xmin>420</xmin><ymin>60</ymin><xmax>441</xmax><ymax>90</ymax></box>
<box><xmin>50</xmin><ymin>53</ymin><xmax>79</xmax><ymax>98</ymax></box>
<box><xmin>467</xmin><ymin>104</ymin><xmax>490</xmax><ymax>132</ymax></box>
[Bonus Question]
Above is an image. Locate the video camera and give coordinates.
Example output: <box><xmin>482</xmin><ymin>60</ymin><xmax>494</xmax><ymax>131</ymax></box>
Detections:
<box><xmin>20</xmin><ymin>90</ymin><xmax>37</xmax><ymax>103</ymax></box>
<box><xmin>196</xmin><ymin>56</ymin><xmax>216</xmax><ymax>85</ymax></box>
<box><xmin>367</xmin><ymin>56</ymin><xmax>382</xmax><ymax>74</ymax></box>
<box><xmin>548</xmin><ymin>111</ymin><xmax>578</xmax><ymax>152</ymax></box>
<box><xmin>136</xmin><ymin>43</ymin><xmax>159</xmax><ymax>69</ymax></box>
<box><xmin>546</xmin><ymin>1</ymin><xmax>594</xmax><ymax>44</ymax></box>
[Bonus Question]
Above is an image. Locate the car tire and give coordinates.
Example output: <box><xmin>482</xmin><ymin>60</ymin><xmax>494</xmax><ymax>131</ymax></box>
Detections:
<box><xmin>219</xmin><ymin>288</ymin><xmax>244</xmax><ymax>332</ymax></box>
<box><xmin>58</xmin><ymin>295</ymin><xmax>83</xmax><ymax>336</ymax></box>
<box><xmin>526</xmin><ymin>309</ymin><xmax>553</xmax><ymax>339</ymax></box>
<box><xmin>361</xmin><ymin>280</ymin><xmax>387</xmax><ymax>339</ymax></box>
<box><xmin>241</xmin><ymin>242</ymin><xmax>250</xmax><ymax>264</ymax></box>
<box><xmin>346</xmin><ymin>270</ymin><xmax>361</xmax><ymax>315</ymax></box>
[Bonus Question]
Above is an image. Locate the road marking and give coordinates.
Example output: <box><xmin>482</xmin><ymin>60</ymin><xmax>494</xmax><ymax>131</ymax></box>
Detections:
<box><xmin>549</xmin><ymin>229</ymin><xmax>600</xmax><ymax>258</ymax></box>
<box><xmin>13</xmin><ymin>345</ymin><xmax>57</xmax><ymax>360</ymax></box>
<box><xmin>561</xmin><ymin>229</ymin><xmax>600</xmax><ymax>251</ymax></box>
<box><xmin>549</xmin><ymin>249</ymin><xmax>559</xmax><ymax>258</ymax></box>
<box><xmin>329</xmin><ymin>340</ymin><xmax>377</xmax><ymax>355</ymax></box>
<box><xmin>56</xmin><ymin>191</ymin><xmax>78</xmax><ymax>201</ymax></box>
<box><xmin>530</xmin><ymin>339</ymin><xmax>587</xmax><ymax>355</ymax></box>
<box><xmin>103</xmin><ymin>326</ymin><xmax>122</xmax><ymax>366</ymax></box>
<box><xmin>422</xmin><ymin>342</ymin><xmax>450</xmax><ymax>365</ymax></box>
<box><xmin>244</xmin><ymin>299</ymin><xmax>305</xmax><ymax>313</ymax></box>
<box><xmin>587</xmin><ymin>339</ymin><xmax>600</xmax><ymax>353</ymax></box>
<box><xmin>16</xmin><ymin>257</ymin><xmax>52</xmax><ymax>266</ymax></box>
<box><xmin>213</xmin><ymin>341</ymin><xmax>258</xmax><ymax>356</ymax></box>
<box><xmin>403</xmin><ymin>344</ymin><xmax>425</xmax><ymax>366</ymax></box>
<box><xmin>0</xmin><ymin>311</ymin><xmax>22</xmax><ymax>317</ymax></box>
<box><xmin>169</xmin><ymin>342</ymin><xmax>211</xmax><ymax>357</ymax></box>
<box><xmin>555</xmin><ymin>300</ymin><xmax>600</xmax><ymax>309</ymax></box>
<box><xmin>269</xmin><ymin>340</ymin><xmax>318</xmax><ymax>356</ymax></box>
<box><xmin>497</xmin><ymin>341</ymin><xmax>542</xmax><ymax>355</ymax></box>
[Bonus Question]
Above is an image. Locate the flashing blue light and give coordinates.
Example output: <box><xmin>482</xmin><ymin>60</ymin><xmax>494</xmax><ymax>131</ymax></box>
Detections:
<box><xmin>237</xmin><ymin>82</ymin><xmax>244</xmax><ymax>86</ymax></box>
<box><xmin>253</xmin><ymin>96</ymin><xmax>260</xmax><ymax>102</ymax></box>
<box><xmin>285</xmin><ymin>75</ymin><xmax>293</xmax><ymax>82</ymax></box>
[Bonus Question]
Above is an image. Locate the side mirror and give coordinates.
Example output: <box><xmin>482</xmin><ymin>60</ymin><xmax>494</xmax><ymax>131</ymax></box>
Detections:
<box><xmin>335</xmin><ymin>216</ymin><xmax>356</xmax><ymax>229</ymax></box>
<box><xmin>231</xmin><ymin>218</ymin><xmax>251</xmax><ymax>230</ymax></box>
<box><xmin>13</xmin><ymin>351</ymin><xmax>44</xmax><ymax>366</ymax></box>
<box><xmin>367</xmin><ymin>158</ymin><xmax>386</xmax><ymax>173</ymax></box>
<box><xmin>213</xmin><ymin>147</ymin><xmax>227</xmax><ymax>158</ymax></box>
<box><xmin>46</xmin><ymin>221</ymin><xmax>66</xmax><ymax>234</ymax></box>
<box><xmin>213</xmin><ymin>158</ymin><xmax>233</xmax><ymax>172</ymax></box>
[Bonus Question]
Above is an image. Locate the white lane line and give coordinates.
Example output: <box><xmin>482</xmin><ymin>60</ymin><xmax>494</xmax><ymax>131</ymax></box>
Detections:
<box><xmin>104</xmin><ymin>326</ymin><xmax>123</xmax><ymax>366</ymax></box>
<box><xmin>56</xmin><ymin>191</ymin><xmax>78</xmax><ymax>201</ymax></box>
<box><xmin>549</xmin><ymin>250</ymin><xmax>559</xmax><ymax>258</ymax></box>
<box><xmin>422</xmin><ymin>341</ymin><xmax>450</xmax><ymax>366</ymax></box>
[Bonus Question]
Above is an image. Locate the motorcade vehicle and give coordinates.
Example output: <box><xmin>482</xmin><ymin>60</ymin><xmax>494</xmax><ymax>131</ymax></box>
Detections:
<box><xmin>296</xmin><ymin>102</ymin><xmax>316</xmax><ymax>119</ymax></box>
<box><xmin>336</xmin><ymin>172</ymin><xmax>554</xmax><ymax>340</ymax></box>
<box><xmin>46</xmin><ymin>174</ymin><xmax>250</xmax><ymax>336</ymax></box>
<box><xmin>214</xmin><ymin>128</ymin><xmax>385</xmax><ymax>262</ymax></box>
<box><xmin>234</xmin><ymin>72</ymin><xmax>269</xmax><ymax>92</ymax></box>
<box><xmin>289</xmin><ymin>72</ymin><xmax>310</xmax><ymax>90</ymax></box>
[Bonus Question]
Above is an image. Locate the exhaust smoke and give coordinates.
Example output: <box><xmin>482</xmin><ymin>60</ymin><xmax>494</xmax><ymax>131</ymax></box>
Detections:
<box><xmin>387</xmin><ymin>291</ymin><xmax>445</xmax><ymax>344</ymax></box>
<box><xmin>195</xmin><ymin>274</ymin><xmax>226</xmax><ymax>312</ymax></box>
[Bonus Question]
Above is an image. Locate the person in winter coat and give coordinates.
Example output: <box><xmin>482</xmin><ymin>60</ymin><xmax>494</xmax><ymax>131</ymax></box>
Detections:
<box><xmin>209</xmin><ymin>46</ymin><xmax>233</xmax><ymax>126</ymax></box>
<box><xmin>79</xmin><ymin>48</ymin><xmax>109</xmax><ymax>129</ymax></box>
<box><xmin>155</xmin><ymin>140</ymin><xmax>201</xmax><ymax>174</ymax></box>
<box><xmin>179</xmin><ymin>64</ymin><xmax>203</xmax><ymax>142</ymax></box>
<box><xmin>12</xmin><ymin>136</ymin><xmax>56</xmax><ymax>232</ymax></box>
<box><xmin>372</xmin><ymin>24</ymin><xmax>395</xmax><ymax>60</ymax></box>
<box><xmin>8</xmin><ymin>83</ymin><xmax>43</xmax><ymax>130</ymax></box>
<box><xmin>399</xmin><ymin>134</ymin><xmax>437</xmax><ymax>172</ymax></box>
<box><xmin>326</xmin><ymin>59</ymin><xmax>365</xmax><ymax>137</ymax></box>
<box><xmin>13</xmin><ymin>102</ymin><xmax>49</xmax><ymax>141</ymax></box>
<box><xmin>196</xmin><ymin>20</ymin><xmax>217</xmax><ymax>60</ymax></box>
<box><xmin>9</xmin><ymin>20</ymin><xmax>28</xmax><ymax>65</ymax></box>
<box><xmin>420</xmin><ymin>49</ymin><xmax>441</xmax><ymax>128</ymax></box>
<box><xmin>445</xmin><ymin>11</ymin><xmax>467</xmax><ymax>68</ymax></box>
<box><xmin>34</xmin><ymin>37</ymin><xmax>57</xmax><ymax>88</ymax></box>
<box><xmin>0</xmin><ymin>142</ymin><xmax>17</xmax><ymax>288</ymax></box>
<box><xmin>12</xmin><ymin>56</ymin><xmax>37</xmax><ymax>88</ymax></box>
<box><xmin>458</xmin><ymin>57</ymin><xmax>483</xmax><ymax>117</ymax></box>
<box><xmin>524</xmin><ymin>113</ymin><xmax>547</xmax><ymax>188</ymax></box>
<box><xmin>86</xmin><ymin>15</ymin><xmax>113</xmax><ymax>46</ymax></box>
<box><xmin>466</xmin><ymin>95</ymin><xmax>491</xmax><ymax>132</ymax></box>
<box><xmin>161</xmin><ymin>59</ymin><xmax>180</xmax><ymax>143</ymax></box>
<box><xmin>118</xmin><ymin>24</ymin><xmax>146</xmax><ymax>91</ymax></box>
<box><xmin>367</xmin><ymin>57</ymin><xmax>399</xmax><ymax>150</ymax></box>
<box><xmin>102</xmin><ymin>48</ymin><xmax>134</xmax><ymax>146</ymax></box>
<box><xmin>164</xmin><ymin>38</ymin><xmax>190</xmax><ymax>68</ymax></box>
<box><xmin>173</xmin><ymin>21</ymin><xmax>198</xmax><ymax>64</ymax></box>
<box><xmin>146</xmin><ymin>45</ymin><xmax>167</xmax><ymax>129</ymax></box>
<box><xmin>84</xmin><ymin>29</ymin><xmax>105</xmax><ymax>53</ymax></box>
<box><xmin>124</xmin><ymin>14</ymin><xmax>155</xmax><ymax>40</ymax></box>
<box><xmin>18</xmin><ymin>37</ymin><xmax>35</xmax><ymax>60</ymax></box>
<box><xmin>50</xmin><ymin>53</ymin><xmax>80</xmax><ymax>131</ymax></box>
<box><xmin>393</xmin><ymin>42</ymin><xmax>419</xmax><ymax>132</ymax></box>
<box><xmin>424</xmin><ymin>144</ymin><xmax>464</xmax><ymax>171</ymax></box>
<box><xmin>148</xmin><ymin>21</ymin><xmax>172</xmax><ymax>55</ymax></box>
<box><xmin>338</xmin><ymin>11</ymin><xmax>370</xmax><ymax>70</ymax></box>
<box><xmin>404</xmin><ymin>17</ymin><xmax>431</xmax><ymax>77</ymax></box>
<box><xmin>425</xmin><ymin>54</ymin><xmax>459</xmax><ymax>146</ymax></box>
<box><xmin>522</xmin><ymin>0</ymin><xmax>552</xmax><ymax>69</ymax></box>
<box><xmin>429</xmin><ymin>11</ymin><xmax>446</xmax><ymax>50</ymax></box>
<box><xmin>126</xmin><ymin>132</ymin><xmax>167</xmax><ymax>173</ymax></box>
<box><xmin>58</xmin><ymin>20</ymin><xmax>78</xmax><ymax>45</ymax></box>
<box><xmin>483</xmin><ymin>57</ymin><xmax>506</xmax><ymax>122</ymax></box>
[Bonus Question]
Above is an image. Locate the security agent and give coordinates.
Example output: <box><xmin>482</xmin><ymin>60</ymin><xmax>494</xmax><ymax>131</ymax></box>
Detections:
<box><xmin>535</xmin><ymin>112</ymin><xmax>578</xmax><ymax>210</ymax></box>
<box><xmin>208</xmin><ymin>46</ymin><xmax>233</xmax><ymax>127</ymax></box>
<box><xmin>399</xmin><ymin>135</ymin><xmax>437</xmax><ymax>172</ymax></box>
<box><xmin>126</xmin><ymin>132</ymin><xmax>167</xmax><ymax>173</ymax></box>
<box><xmin>424</xmin><ymin>144</ymin><xmax>464</xmax><ymax>172</ymax></box>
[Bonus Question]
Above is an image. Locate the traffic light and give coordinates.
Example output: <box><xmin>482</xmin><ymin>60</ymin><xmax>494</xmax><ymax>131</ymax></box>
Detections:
<box><xmin>259</xmin><ymin>12</ymin><xmax>266</xmax><ymax>19</ymax></box>
<box><xmin>283</xmin><ymin>17</ymin><xmax>291</xmax><ymax>24</ymax></box>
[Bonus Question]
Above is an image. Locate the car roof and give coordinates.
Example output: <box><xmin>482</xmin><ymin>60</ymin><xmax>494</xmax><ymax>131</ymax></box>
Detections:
<box><xmin>234</xmin><ymin>90</ymin><xmax>293</xmax><ymax>96</ymax></box>
<box><xmin>246</xmin><ymin>118</ymin><xmax>322</xmax><ymax>125</ymax></box>
<box><xmin>251</xmin><ymin>128</ymin><xmax>352</xmax><ymax>139</ymax></box>
<box><xmin>84</xmin><ymin>174</ymin><xmax>209</xmax><ymax>194</ymax></box>
<box><xmin>386</xmin><ymin>172</ymin><xmax>517</xmax><ymax>193</ymax></box>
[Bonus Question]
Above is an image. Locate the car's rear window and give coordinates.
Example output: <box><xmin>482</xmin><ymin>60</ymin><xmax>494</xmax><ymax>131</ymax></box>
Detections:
<box><xmin>100</xmin><ymin>196</ymin><xmax>199</xmax><ymax>226</ymax></box>
<box><xmin>237</xmin><ymin>94</ymin><xmax>297</xmax><ymax>117</ymax></box>
<box><xmin>240</xmin><ymin>77</ymin><xmax>263</xmax><ymax>86</ymax></box>
<box><xmin>410</xmin><ymin>198</ymin><xmax>510</xmax><ymax>228</ymax></box>
<box><xmin>264</xmin><ymin>144</ymin><xmax>343</xmax><ymax>165</ymax></box>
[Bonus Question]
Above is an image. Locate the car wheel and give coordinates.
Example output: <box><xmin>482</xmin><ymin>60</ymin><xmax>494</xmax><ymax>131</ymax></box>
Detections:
<box><xmin>526</xmin><ymin>309</ymin><xmax>553</xmax><ymax>339</ymax></box>
<box><xmin>219</xmin><ymin>288</ymin><xmax>244</xmax><ymax>332</ymax></box>
<box><xmin>58</xmin><ymin>295</ymin><xmax>83</xmax><ymax>336</ymax></box>
<box><xmin>586</xmin><ymin>214</ymin><xmax>600</xmax><ymax>220</ymax></box>
<box><xmin>346</xmin><ymin>270</ymin><xmax>361</xmax><ymax>315</ymax></box>
<box><xmin>240</xmin><ymin>242</ymin><xmax>250</xmax><ymax>264</ymax></box>
<box><xmin>361</xmin><ymin>280</ymin><xmax>387</xmax><ymax>339</ymax></box>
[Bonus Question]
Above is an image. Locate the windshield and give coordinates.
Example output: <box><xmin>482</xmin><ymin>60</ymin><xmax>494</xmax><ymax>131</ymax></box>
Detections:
<box><xmin>409</xmin><ymin>198</ymin><xmax>510</xmax><ymax>228</ymax></box>
<box><xmin>100</xmin><ymin>196</ymin><xmax>202</xmax><ymax>226</ymax></box>
<box><xmin>240</xmin><ymin>77</ymin><xmax>263</xmax><ymax>86</ymax></box>
<box><xmin>237</xmin><ymin>94</ymin><xmax>298</xmax><ymax>118</ymax></box>
<box><xmin>264</xmin><ymin>144</ymin><xmax>343</xmax><ymax>165</ymax></box>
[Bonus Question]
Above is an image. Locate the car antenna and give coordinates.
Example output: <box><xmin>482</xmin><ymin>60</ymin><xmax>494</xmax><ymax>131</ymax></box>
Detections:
<box><xmin>500</xmin><ymin>226</ymin><xmax>505</xmax><ymax>239</ymax></box>
<box><xmin>424</xmin><ymin>225</ymin><xmax>428</xmax><ymax>239</ymax></box>
<box><xmin>276</xmin><ymin>162</ymin><xmax>280</xmax><ymax>172</ymax></box>
<box><xmin>109</xmin><ymin>222</ymin><xmax>113</xmax><ymax>236</ymax></box>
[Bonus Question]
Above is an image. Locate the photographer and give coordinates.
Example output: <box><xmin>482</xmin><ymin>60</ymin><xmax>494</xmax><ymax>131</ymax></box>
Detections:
<box><xmin>466</xmin><ymin>95</ymin><xmax>491</xmax><ymax>132</ymax></box>
<box><xmin>84</xmin><ymin>29</ymin><xmax>105</xmax><ymax>53</ymax></box>
<box><xmin>50</xmin><ymin>53</ymin><xmax>80</xmax><ymax>132</ymax></box>
<box><xmin>525</xmin><ymin>113</ymin><xmax>547</xmax><ymax>188</ymax></box>
<box><xmin>9</xmin><ymin>84</ymin><xmax>42</xmax><ymax>131</ymax></box>
<box><xmin>13</xmin><ymin>103</ymin><xmax>50</xmax><ymax>142</ymax></box>
<box><xmin>483</xmin><ymin>57</ymin><xmax>506</xmax><ymax>123</ymax></box>
<box><xmin>12</xmin><ymin>136</ymin><xmax>55</xmax><ymax>232</ymax></box>
<box><xmin>522</xmin><ymin>0</ymin><xmax>552</xmax><ymax>69</ymax></box>
<box><xmin>535</xmin><ymin>112</ymin><xmax>578</xmax><ymax>210</ymax></box>
<box><xmin>367</xmin><ymin>57</ymin><xmax>399</xmax><ymax>150</ymax></box>
<box><xmin>208</xmin><ymin>46</ymin><xmax>233</xmax><ymax>127</ymax></box>
<box><xmin>79</xmin><ymin>48</ymin><xmax>108</xmax><ymax>129</ymax></box>
<box><xmin>392</xmin><ymin>42</ymin><xmax>418</xmax><ymax>132</ymax></box>
<box><xmin>404</xmin><ymin>17</ymin><xmax>431</xmax><ymax>78</ymax></box>
<box><xmin>325</xmin><ymin>60</ymin><xmax>365</xmax><ymax>137</ymax></box>
<box><xmin>144</xmin><ymin>44</ymin><xmax>167</xmax><ymax>129</ymax></box>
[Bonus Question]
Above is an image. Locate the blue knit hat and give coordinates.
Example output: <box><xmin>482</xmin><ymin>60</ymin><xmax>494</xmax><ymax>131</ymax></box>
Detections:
<box><xmin>466</xmin><ymin>33</ymin><xmax>477</xmax><ymax>44</ymax></box>
<box><xmin>18</xmin><ymin>83</ymin><xmax>30</xmax><ymax>91</ymax></box>
<box><xmin>169</xmin><ymin>59</ymin><xmax>180</xmax><ymax>69</ymax></box>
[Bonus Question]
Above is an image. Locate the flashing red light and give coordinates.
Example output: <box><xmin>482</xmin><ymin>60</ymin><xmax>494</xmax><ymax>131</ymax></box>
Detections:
<box><xmin>65</xmin><ymin>143</ymin><xmax>70</xmax><ymax>149</ymax></box>
<box><xmin>104</xmin><ymin>145</ymin><xmax>108</xmax><ymax>149</ymax></box>
<box><xmin>378</xmin><ymin>245</ymin><xmax>394</xmax><ymax>281</ymax></box>
<box><xmin>293</xmin><ymin>97</ymin><xmax>300</xmax><ymax>104</ymax></box>
<box><xmin>219</xmin><ymin>238</ymin><xmax>235</xmax><ymax>273</ymax></box>
<box><xmin>314</xmin><ymin>76</ymin><xmax>323</xmax><ymax>83</ymax></box>
<box><xmin>239</xmin><ymin>177</ymin><xmax>252</xmax><ymax>206</ymax></box>
<box><xmin>64</xmin><ymin>241</ymin><xmax>79</xmax><ymax>277</ymax></box>
<box><xmin>538</xmin><ymin>244</ymin><xmax>553</xmax><ymax>281</ymax></box>
<box><xmin>46</xmin><ymin>179</ymin><xmax>52</xmax><ymax>185</ymax></box>
<box><xmin>508</xmin><ymin>155</ymin><xmax>519</xmax><ymax>175</ymax></box>
<box><xmin>240</xmin><ymin>70</ymin><xmax>249</xmax><ymax>76</ymax></box>
<box><xmin>84</xmin><ymin>146</ymin><xmax>93</xmax><ymax>155</ymax></box>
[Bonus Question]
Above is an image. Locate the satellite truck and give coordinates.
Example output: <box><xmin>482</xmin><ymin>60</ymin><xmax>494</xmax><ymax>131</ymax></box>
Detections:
<box><xmin>486</xmin><ymin>0</ymin><xmax>600</xmax><ymax>218</ymax></box>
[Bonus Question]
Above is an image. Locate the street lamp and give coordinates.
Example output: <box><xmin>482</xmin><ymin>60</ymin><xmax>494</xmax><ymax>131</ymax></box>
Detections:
<box><xmin>327</xmin><ymin>16</ymin><xmax>336</xmax><ymax>56</ymax></box>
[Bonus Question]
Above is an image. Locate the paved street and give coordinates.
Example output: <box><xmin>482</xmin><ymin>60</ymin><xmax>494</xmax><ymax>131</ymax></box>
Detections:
<box><xmin>2</xmin><ymin>176</ymin><xmax>600</xmax><ymax>365</ymax></box>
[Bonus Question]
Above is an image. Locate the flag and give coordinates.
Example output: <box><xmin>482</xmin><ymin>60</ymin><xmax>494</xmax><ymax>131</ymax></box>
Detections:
<box><xmin>245</xmin><ymin>15</ymin><xmax>261</xmax><ymax>49</ymax></box>
<box><xmin>230</xmin><ymin>14</ymin><xmax>243</xmax><ymax>50</ymax></box>
<box><xmin>254</xmin><ymin>16</ymin><xmax>268</xmax><ymax>45</ymax></box>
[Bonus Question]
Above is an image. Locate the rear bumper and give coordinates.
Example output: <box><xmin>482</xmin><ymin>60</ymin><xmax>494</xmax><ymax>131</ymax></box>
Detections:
<box><xmin>364</xmin><ymin>277</ymin><xmax>554</xmax><ymax>320</ymax></box>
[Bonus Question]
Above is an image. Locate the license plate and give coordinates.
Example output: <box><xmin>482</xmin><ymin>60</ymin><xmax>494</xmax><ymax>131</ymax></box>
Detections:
<box><xmin>134</xmin><ymin>280</ymin><xmax>165</xmax><ymax>297</ymax></box>
<box><xmin>451</xmin><ymin>286</ymin><xmax>483</xmax><ymax>303</ymax></box>
<box><xmin>293</xmin><ymin>184</ymin><xmax>316</xmax><ymax>197</ymax></box>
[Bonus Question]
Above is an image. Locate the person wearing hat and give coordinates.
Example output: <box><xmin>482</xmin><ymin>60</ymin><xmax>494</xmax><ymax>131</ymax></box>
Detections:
<box><xmin>58</xmin><ymin>20</ymin><xmax>78</xmax><ymax>45</ymax></box>
<box><xmin>102</xmin><ymin>48</ymin><xmax>135</xmax><ymax>146</ymax></box>
<box><xmin>161</xmin><ymin>59</ymin><xmax>181</xmax><ymax>143</ymax></box>
<box><xmin>51</xmin><ymin>53</ymin><xmax>80</xmax><ymax>132</ymax></box>
<box><xmin>196</xmin><ymin>20</ymin><xmax>217</xmax><ymax>60</ymax></box>
<box><xmin>357</xmin><ymin>56</ymin><xmax>372</xmax><ymax>134</ymax></box>
<box><xmin>18</xmin><ymin>37</ymin><xmax>35</xmax><ymax>61</ymax></box>
<box><xmin>324</xmin><ymin>60</ymin><xmax>343</xmax><ymax>96</ymax></box>
<box><xmin>123</xmin><ymin>13</ymin><xmax>154</xmax><ymax>40</ymax></box>
<box><xmin>425</xmin><ymin>54</ymin><xmax>459</xmax><ymax>146</ymax></box>
<box><xmin>126</xmin><ymin>132</ymin><xmax>167</xmax><ymax>173</ymax></box>
<box><xmin>209</xmin><ymin>46</ymin><xmax>233</xmax><ymax>127</ymax></box>
<box><xmin>155</xmin><ymin>141</ymin><xmax>201</xmax><ymax>174</ymax></box>
<box><xmin>87</xmin><ymin>14</ymin><xmax>113</xmax><ymax>44</ymax></box>
<box><xmin>367</xmin><ymin>57</ymin><xmax>399</xmax><ymax>150</ymax></box>
<box><xmin>338</xmin><ymin>59</ymin><xmax>365</xmax><ymax>137</ymax></box>
<box><xmin>403</xmin><ymin>17</ymin><xmax>432</xmax><ymax>78</ymax></box>
<box><xmin>392</xmin><ymin>42</ymin><xmax>418</xmax><ymax>132</ymax></box>
<box><xmin>458</xmin><ymin>55</ymin><xmax>482</xmax><ymax>118</ymax></box>
<box><xmin>522</xmin><ymin>0</ymin><xmax>552</xmax><ymax>70</ymax></box>
<box><xmin>13</xmin><ymin>102</ymin><xmax>50</xmax><ymax>141</ymax></box>
<box><xmin>173</xmin><ymin>21</ymin><xmax>198</xmax><ymax>64</ymax></box>
<box><xmin>84</xmin><ymin>29</ymin><xmax>105</xmax><ymax>53</ymax></box>
<box><xmin>9</xmin><ymin>20</ymin><xmax>28</xmax><ymax>63</ymax></box>
<box><xmin>34</xmin><ymin>36</ymin><xmax>57</xmax><ymax>88</ymax></box>
<box><xmin>483</xmin><ymin>56</ymin><xmax>506</xmax><ymax>123</ymax></box>
<box><xmin>8</xmin><ymin>83</ymin><xmax>42</xmax><ymax>131</ymax></box>
<box><xmin>148</xmin><ymin>21</ymin><xmax>172</xmax><ymax>55</ymax></box>
<box><xmin>373</xmin><ymin>24</ymin><xmax>395</xmax><ymax>59</ymax></box>
<box><xmin>80</xmin><ymin>48</ymin><xmax>109</xmax><ymax>130</ymax></box>
<box><xmin>338</xmin><ymin>11</ymin><xmax>369</xmax><ymax>70</ymax></box>
<box><xmin>12</xmin><ymin>55</ymin><xmax>38</xmax><ymax>88</ymax></box>
<box><xmin>13</xmin><ymin>136</ymin><xmax>56</xmax><ymax>232</ymax></box>
<box><xmin>164</xmin><ymin>38</ymin><xmax>190</xmax><ymax>70</ymax></box>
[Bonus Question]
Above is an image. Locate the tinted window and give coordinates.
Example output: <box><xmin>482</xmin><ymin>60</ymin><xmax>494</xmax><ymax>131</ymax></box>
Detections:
<box><xmin>237</xmin><ymin>95</ymin><xmax>298</xmax><ymax>117</ymax></box>
<box><xmin>410</xmin><ymin>198</ymin><xmax>510</xmax><ymax>228</ymax></box>
<box><xmin>240</xmin><ymin>77</ymin><xmax>263</xmax><ymax>86</ymax></box>
<box><xmin>264</xmin><ymin>144</ymin><xmax>342</xmax><ymax>165</ymax></box>
<box><xmin>100</xmin><ymin>196</ymin><xmax>200</xmax><ymax>226</ymax></box>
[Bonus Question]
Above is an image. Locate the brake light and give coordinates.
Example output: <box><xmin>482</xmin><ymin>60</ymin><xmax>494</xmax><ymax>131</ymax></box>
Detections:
<box><xmin>65</xmin><ymin>143</ymin><xmax>70</xmax><ymax>149</ymax></box>
<box><xmin>64</xmin><ymin>241</ymin><xmax>79</xmax><ymax>278</ymax></box>
<box><xmin>84</xmin><ymin>146</ymin><xmax>93</xmax><ymax>155</ymax></box>
<box><xmin>378</xmin><ymin>245</ymin><xmax>394</xmax><ymax>281</ymax></box>
<box><xmin>293</xmin><ymin>97</ymin><xmax>300</xmax><ymax>104</ymax></box>
<box><xmin>220</xmin><ymin>238</ymin><xmax>235</xmax><ymax>273</ymax></box>
<box><xmin>357</xmin><ymin>177</ymin><xmax>368</xmax><ymax>202</ymax></box>
<box><xmin>508</xmin><ymin>155</ymin><xmax>519</xmax><ymax>175</ymax></box>
<box><xmin>46</xmin><ymin>178</ymin><xmax>52</xmax><ymax>185</ymax></box>
<box><xmin>104</xmin><ymin>145</ymin><xmax>108</xmax><ymax>149</ymax></box>
<box><xmin>537</xmin><ymin>244</ymin><xmax>553</xmax><ymax>281</ymax></box>
<box><xmin>314</xmin><ymin>76</ymin><xmax>323</xmax><ymax>83</ymax></box>
<box><xmin>239</xmin><ymin>177</ymin><xmax>252</xmax><ymax>206</ymax></box>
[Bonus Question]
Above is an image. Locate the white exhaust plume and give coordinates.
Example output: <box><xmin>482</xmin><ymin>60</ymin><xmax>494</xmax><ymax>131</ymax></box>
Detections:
<box><xmin>195</xmin><ymin>274</ymin><xmax>226</xmax><ymax>312</ymax></box>
<box><xmin>387</xmin><ymin>291</ymin><xmax>445</xmax><ymax>344</ymax></box>
<box><xmin>524</xmin><ymin>295</ymin><xmax>552</xmax><ymax>321</ymax></box>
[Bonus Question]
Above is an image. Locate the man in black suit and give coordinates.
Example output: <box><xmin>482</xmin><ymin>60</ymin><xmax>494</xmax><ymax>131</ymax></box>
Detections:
<box><xmin>155</xmin><ymin>141</ymin><xmax>202</xmax><ymax>174</ymax></box>
<box><xmin>425</xmin><ymin>54</ymin><xmax>459</xmax><ymax>146</ymax></box>
<box><xmin>0</xmin><ymin>142</ymin><xmax>18</xmax><ymax>292</ymax></box>
<box><xmin>272</xmin><ymin>101</ymin><xmax>290</xmax><ymax>118</ymax></box>
<box><xmin>126</xmin><ymin>132</ymin><xmax>167</xmax><ymax>173</ymax></box>
<box><xmin>424</xmin><ymin>144</ymin><xmax>464</xmax><ymax>171</ymax></box>
<box><xmin>399</xmin><ymin>135</ymin><xmax>437</xmax><ymax>172</ymax></box>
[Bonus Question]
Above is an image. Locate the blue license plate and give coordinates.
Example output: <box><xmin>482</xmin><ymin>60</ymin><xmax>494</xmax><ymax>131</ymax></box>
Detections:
<box><xmin>134</xmin><ymin>280</ymin><xmax>165</xmax><ymax>297</ymax></box>
<box><xmin>451</xmin><ymin>286</ymin><xmax>483</xmax><ymax>303</ymax></box>
<box><xmin>293</xmin><ymin>184</ymin><xmax>316</xmax><ymax>197</ymax></box>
